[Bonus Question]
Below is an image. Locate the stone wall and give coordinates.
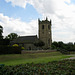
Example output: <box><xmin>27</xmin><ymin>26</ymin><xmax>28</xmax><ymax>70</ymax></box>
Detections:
<box><xmin>21</xmin><ymin>50</ymin><xmax>56</xmax><ymax>54</ymax></box>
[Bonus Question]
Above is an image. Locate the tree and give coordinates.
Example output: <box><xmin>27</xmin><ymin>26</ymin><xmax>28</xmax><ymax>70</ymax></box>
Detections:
<box><xmin>52</xmin><ymin>41</ymin><xmax>58</xmax><ymax>49</ymax></box>
<box><xmin>66</xmin><ymin>42</ymin><xmax>74</xmax><ymax>51</ymax></box>
<box><xmin>58</xmin><ymin>41</ymin><xmax>64</xmax><ymax>49</ymax></box>
<box><xmin>5</xmin><ymin>33</ymin><xmax>19</xmax><ymax>41</ymax></box>
<box><xmin>0</xmin><ymin>25</ymin><xmax>3</xmax><ymax>39</ymax></box>
<box><xmin>34</xmin><ymin>40</ymin><xmax>45</xmax><ymax>49</ymax></box>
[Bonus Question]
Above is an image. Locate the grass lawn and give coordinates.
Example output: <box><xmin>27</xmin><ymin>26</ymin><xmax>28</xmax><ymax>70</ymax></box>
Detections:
<box><xmin>0</xmin><ymin>51</ymin><xmax>72</xmax><ymax>65</ymax></box>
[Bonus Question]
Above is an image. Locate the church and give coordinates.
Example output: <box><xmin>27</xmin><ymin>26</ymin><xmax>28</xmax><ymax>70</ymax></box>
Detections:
<box><xmin>10</xmin><ymin>18</ymin><xmax>52</xmax><ymax>50</ymax></box>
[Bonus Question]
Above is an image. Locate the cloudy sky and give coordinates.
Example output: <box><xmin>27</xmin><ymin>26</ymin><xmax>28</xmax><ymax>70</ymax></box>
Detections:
<box><xmin>0</xmin><ymin>0</ymin><xmax>75</xmax><ymax>43</ymax></box>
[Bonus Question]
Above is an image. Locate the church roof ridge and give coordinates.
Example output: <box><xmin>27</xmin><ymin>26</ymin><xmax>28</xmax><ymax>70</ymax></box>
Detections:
<box><xmin>19</xmin><ymin>35</ymin><xmax>37</xmax><ymax>38</ymax></box>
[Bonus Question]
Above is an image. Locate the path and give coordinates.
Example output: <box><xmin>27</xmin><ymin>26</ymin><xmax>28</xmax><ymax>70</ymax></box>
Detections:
<box><xmin>66</xmin><ymin>54</ymin><xmax>75</xmax><ymax>59</ymax></box>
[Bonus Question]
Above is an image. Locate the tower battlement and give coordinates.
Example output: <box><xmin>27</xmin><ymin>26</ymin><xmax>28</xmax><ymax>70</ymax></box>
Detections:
<box><xmin>38</xmin><ymin>18</ymin><xmax>51</xmax><ymax>25</ymax></box>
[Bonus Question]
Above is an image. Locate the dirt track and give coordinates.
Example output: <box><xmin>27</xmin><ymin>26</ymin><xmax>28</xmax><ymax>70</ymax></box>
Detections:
<box><xmin>67</xmin><ymin>54</ymin><xmax>75</xmax><ymax>59</ymax></box>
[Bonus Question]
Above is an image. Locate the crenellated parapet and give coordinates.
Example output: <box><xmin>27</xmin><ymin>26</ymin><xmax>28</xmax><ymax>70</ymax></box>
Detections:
<box><xmin>38</xmin><ymin>18</ymin><xmax>52</xmax><ymax>25</ymax></box>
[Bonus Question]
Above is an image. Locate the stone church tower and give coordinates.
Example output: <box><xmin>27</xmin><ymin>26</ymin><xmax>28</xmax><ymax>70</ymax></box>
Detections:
<box><xmin>38</xmin><ymin>17</ymin><xmax>52</xmax><ymax>49</ymax></box>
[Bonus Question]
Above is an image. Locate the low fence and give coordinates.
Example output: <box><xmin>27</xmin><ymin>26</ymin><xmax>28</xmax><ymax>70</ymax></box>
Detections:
<box><xmin>21</xmin><ymin>50</ymin><xmax>57</xmax><ymax>54</ymax></box>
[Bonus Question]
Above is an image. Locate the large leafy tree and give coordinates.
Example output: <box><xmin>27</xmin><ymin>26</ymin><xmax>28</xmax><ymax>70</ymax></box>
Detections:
<box><xmin>34</xmin><ymin>40</ymin><xmax>45</xmax><ymax>49</ymax></box>
<box><xmin>52</xmin><ymin>41</ymin><xmax>58</xmax><ymax>48</ymax></box>
<box><xmin>5</xmin><ymin>33</ymin><xmax>19</xmax><ymax>41</ymax></box>
<box><xmin>0</xmin><ymin>25</ymin><xmax>3</xmax><ymax>39</ymax></box>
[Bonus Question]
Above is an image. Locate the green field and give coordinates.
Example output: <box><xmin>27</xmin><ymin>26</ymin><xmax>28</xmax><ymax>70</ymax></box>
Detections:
<box><xmin>0</xmin><ymin>51</ymin><xmax>72</xmax><ymax>65</ymax></box>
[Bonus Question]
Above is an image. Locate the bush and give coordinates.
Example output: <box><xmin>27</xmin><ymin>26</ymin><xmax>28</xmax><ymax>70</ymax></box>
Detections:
<box><xmin>0</xmin><ymin>60</ymin><xmax>75</xmax><ymax>75</ymax></box>
<box><xmin>13</xmin><ymin>44</ymin><xmax>19</xmax><ymax>47</ymax></box>
<box><xmin>60</xmin><ymin>49</ymin><xmax>70</xmax><ymax>54</ymax></box>
<box><xmin>0</xmin><ymin>39</ymin><xmax>10</xmax><ymax>45</ymax></box>
<box><xmin>21</xmin><ymin>47</ymin><xmax>25</xmax><ymax>50</ymax></box>
<box><xmin>0</xmin><ymin>45</ymin><xmax>22</xmax><ymax>54</ymax></box>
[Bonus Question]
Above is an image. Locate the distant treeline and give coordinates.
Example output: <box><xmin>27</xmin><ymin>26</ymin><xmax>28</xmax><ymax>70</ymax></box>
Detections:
<box><xmin>52</xmin><ymin>41</ymin><xmax>75</xmax><ymax>54</ymax></box>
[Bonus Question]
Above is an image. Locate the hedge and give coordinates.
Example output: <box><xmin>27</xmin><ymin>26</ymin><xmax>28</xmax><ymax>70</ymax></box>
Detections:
<box><xmin>0</xmin><ymin>45</ymin><xmax>22</xmax><ymax>54</ymax></box>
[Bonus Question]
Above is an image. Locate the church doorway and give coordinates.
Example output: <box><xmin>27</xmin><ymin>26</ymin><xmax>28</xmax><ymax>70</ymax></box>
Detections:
<box><xmin>29</xmin><ymin>46</ymin><xmax>31</xmax><ymax>50</ymax></box>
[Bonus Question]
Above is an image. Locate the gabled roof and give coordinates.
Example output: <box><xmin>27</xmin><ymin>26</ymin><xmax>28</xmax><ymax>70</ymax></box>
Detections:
<box><xmin>11</xmin><ymin>35</ymin><xmax>38</xmax><ymax>44</ymax></box>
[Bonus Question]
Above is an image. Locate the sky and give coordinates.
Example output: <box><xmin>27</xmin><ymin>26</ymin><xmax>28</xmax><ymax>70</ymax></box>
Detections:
<box><xmin>0</xmin><ymin>0</ymin><xmax>75</xmax><ymax>43</ymax></box>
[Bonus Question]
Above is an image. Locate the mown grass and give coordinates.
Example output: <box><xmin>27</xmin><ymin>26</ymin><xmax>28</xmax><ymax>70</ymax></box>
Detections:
<box><xmin>0</xmin><ymin>52</ymin><xmax>72</xmax><ymax>65</ymax></box>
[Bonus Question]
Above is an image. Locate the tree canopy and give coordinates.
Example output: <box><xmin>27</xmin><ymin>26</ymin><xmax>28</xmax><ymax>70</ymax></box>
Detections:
<box><xmin>34</xmin><ymin>40</ymin><xmax>45</xmax><ymax>48</ymax></box>
<box><xmin>5</xmin><ymin>33</ymin><xmax>19</xmax><ymax>41</ymax></box>
<box><xmin>0</xmin><ymin>25</ymin><xmax>3</xmax><ymax>39</ymax></box>
<box><xmin>52</xmin><ymin>41</ymin><xmax>75</xmax><ymax>51</ymax></box>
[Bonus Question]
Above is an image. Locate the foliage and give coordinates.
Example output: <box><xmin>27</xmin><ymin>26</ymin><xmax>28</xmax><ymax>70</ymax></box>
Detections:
<box><xmin>13</xmin><ymin>44</ymin><xmax>19</xmax><ymax>47</ymax></box>
<box><xmin>5</xmin><ymin>33</ymin><xmax>19</xmax><ymax>41</ymax></box>
<box><xmin>52</xmin><ymin>41</ymin><xmax>58</xmax><ymax>48</ymax></box>
<box><xmin>0</xmin><ymin>25</ymin><xmax>3</xmax><ymax>39</ymax></box>
<box><xmin>0</xmin><ymin>39</ymin><xmax>10</xmax><ymax>45</ymax></box>
<box><xmin>0</xmin><ymin>59</ymin><xmax>75</xmax><ymax>75</ymax></box>
<box><xmin>52</xmin><ymin>41</ymin><xmax>75</xmax><ymax>54</ymax></box>
<box><xmin>0</xmin><ymin>46</ymin><xmax>22</xmax><ymax>54</ymax></box>
<box><xmin>21</xmin><ymin>47</ymin><xmax>25</xmax><ymax>50</ymax></box>
<box><xmin>34</xmin><ymin>40</ymin><xmax>45</xmax><ymax>48</ymax></box>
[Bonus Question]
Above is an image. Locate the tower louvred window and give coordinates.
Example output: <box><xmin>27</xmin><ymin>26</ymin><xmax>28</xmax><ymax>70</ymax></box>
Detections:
<box><xmin>42</xmin><ymin>25</ymin><xmax>44</xmax><ymax>29</ymax></box>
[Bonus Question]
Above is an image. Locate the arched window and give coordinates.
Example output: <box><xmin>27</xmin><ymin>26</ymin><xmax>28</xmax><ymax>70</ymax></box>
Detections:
<box><xmin>42</xmin><ymin>25</ymin><xmax>44</xmax><ymax>29</ymax></box>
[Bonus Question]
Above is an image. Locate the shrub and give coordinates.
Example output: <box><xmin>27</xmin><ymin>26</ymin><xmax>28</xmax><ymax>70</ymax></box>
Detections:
<box><xmin>21</xmin><ymin>47</ymin><xmax>25</xmax><ymax>50</ymax></box>
<box><xmin>0</xmin><ymin>45</ymin><xmax>22</xmax><ymax>54</ymax></box>
<box><xmin>13</xmin><ymin>44</ymin><xmax>18</xmax><ymax>47</ymax></box>
<box><xmin>0</xmin><ymin>39</ymin><xmax>10</xmax><ymax>45</ymax></box>
<box><xmin>60</xmin><ymin>49</ymin><xmax>70</xmax><ymax>54</ymax></box>
<box><xmin>0</xmin><ymin>60</ymin><xmax>75</xmax><ymax>75</ymax></box>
